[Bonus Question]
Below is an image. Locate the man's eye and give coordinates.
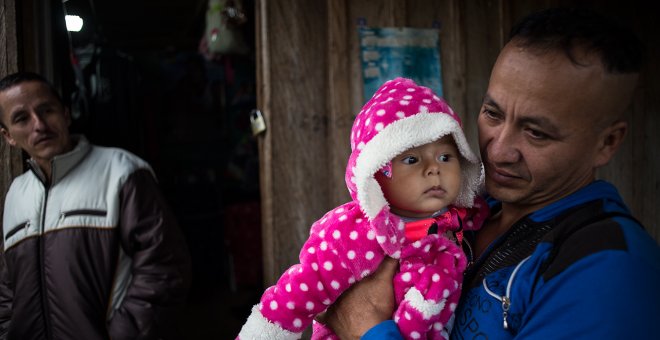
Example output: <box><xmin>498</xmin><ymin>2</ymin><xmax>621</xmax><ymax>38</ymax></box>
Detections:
<box><xmin>438</xmin><ymin>154</ymin><xmax>451</xmax><ymax>162</ymax></box>
<box><xmin>38</xmin><ymin>107</ymin><xmax>55</xmax><ymax>115</ymax></box>
<box><xmin>482</xmin><ymin>108</ymin><xmax>502</xmax><ymax>120</ymax></box>
<box><xmin>526</xmin><ymin>128</ymin><xmax>549</xmax><ymax>140</ymax></box>
<box><xmin>402</xmin><ymin>156</ymin><xmax>418</xmax><ymax>164</ymax></box>
<box><xmin>13</xmin><ymin>115</ymin><xmax>27</xmax><ymax>124</ymax></box>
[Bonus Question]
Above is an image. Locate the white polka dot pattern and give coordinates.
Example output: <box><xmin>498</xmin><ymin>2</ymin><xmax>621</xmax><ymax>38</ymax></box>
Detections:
<box><xmin>252</xmin><ymin>209</ymin><xmax>469</xmax><ymax>338</ymax></box>
<box><xmin>241</xmin><ymin>78</ymin><xmax>484</xmax><ymax>339</ymax></box>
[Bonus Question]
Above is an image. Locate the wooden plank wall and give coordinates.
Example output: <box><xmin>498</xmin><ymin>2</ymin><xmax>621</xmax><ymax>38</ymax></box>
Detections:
<box><xmin>258</xmin><ymin>0</ymin><xmax>477</xmax><ymax>285</ymax></box>
<box><xmin>581</xmin><ymin>0</ymin><xmax>660</xmax><ymax>241</ymax></box>
<box><xmin>0</xmin><ymin>0</ymin><xmax>23</xmax><ymax>229</ymax></box>
<box><xmin>258</xmin><ymin>0</ymin><xmax>659</xmax><ymax>288</ymax></box>
<box><xmin>257</xmin><ymin>0</ymin><xmax>334</xmax><ymax>284</ymax></box>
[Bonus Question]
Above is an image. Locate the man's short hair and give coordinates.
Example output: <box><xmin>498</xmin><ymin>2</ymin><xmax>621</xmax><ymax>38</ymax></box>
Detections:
<box><xmin>509</xmin><ymin>7</ymin><xmax>645</xmax><ymax>74</ymax></box>
<box><xmin>0</xmin><ymin>72</ymin><xmax>64</xmax><ymax>129</ymax></box>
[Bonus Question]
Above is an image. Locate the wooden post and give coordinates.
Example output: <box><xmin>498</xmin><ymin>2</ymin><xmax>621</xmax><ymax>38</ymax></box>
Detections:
<box><xmin>0</xmin><ymin>0</ymin><xmax>24</xmax><ymax>229</ymax></box>
<box><xmin>256</xmin><ymin>0</ymin><xmax>333</xmax><ymax>285</ymax></box>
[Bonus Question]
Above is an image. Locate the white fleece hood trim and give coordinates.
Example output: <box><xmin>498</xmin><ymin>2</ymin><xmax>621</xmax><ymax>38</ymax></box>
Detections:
<box><xmin>354</xmin><ymin>112</ymin><xmax>483</xmax><ymax>220</ymax></box>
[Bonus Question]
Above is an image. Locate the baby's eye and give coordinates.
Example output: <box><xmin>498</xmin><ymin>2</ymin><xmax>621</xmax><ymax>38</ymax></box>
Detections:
<box><xmin>438</xmin><ymin>154</ymin><xmax>451</xmax><ymax>162</ymax></box>
<box><xmin>401</xmin><ymin>156</ymin><xmax>418</xmax><ymax>164</ymax></box>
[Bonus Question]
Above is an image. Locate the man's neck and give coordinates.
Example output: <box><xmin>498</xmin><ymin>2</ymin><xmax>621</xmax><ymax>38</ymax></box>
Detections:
<box><xmin>473</xmin><ymin>203</ymin><xmax>537</xmax><ymax>259</ymax></box>
<box><xmin>498</xmin><ymin>202</ymin><xmax>540</xmax><ymax>230</ymax></box>
<box><xmin>33</xmin><ymin>138</ymin><xmax>77</xmax><ymax>184</ymax></box>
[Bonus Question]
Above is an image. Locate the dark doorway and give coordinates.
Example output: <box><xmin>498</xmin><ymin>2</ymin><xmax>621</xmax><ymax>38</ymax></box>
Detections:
<box><xmin>54</xmin><ymin>0</ymin><xmax>262</xmax><ymax>337</ymax></box>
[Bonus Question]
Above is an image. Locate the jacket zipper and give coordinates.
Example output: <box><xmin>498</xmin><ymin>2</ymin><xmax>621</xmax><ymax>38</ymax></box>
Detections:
<box><xmin>482</xmin><ymin>255</ymin><xmax>532</xmax><ymax>330</ymax></box>
<box><xmin>38</xmin><ymin>175</ymin><xmax>53</xmax><ymax>340</ymax></box>
<box><xmin>463</xmin><ymin>236</ymin><xmax>474</xmax><ymax>270</ymax></box>
<box><xmin>463</xmin><ymin>222</ymin><xmax>525</xmax><ymax>281</ymax></box>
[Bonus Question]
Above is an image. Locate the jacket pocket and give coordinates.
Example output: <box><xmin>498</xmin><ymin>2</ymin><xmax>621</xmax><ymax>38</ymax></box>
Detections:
<box><xmin>58</xmin><ymin>209</ymin><xmax>108</xmax><ymax>228</ymax></box>
<box><xmin>5</xmin><ymin>221</ymin><xmax>30</xmax><ymax>240</ymax></box>
<box><xmin>60</xmin><ymin>209</ymin><xmax>107</xmax><ymax>218</ymax></box>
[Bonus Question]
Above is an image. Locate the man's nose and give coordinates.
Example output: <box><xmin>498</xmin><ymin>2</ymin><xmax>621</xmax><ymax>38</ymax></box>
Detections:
<box><xmin>31</xmin><ymin>112</ymin><xmax>47</xmax><ymax>131</ymax></box>
<box><xmin>488</xmin><ymin>126</ymin><xmax>520</xmax><ymax>164</ymax></box>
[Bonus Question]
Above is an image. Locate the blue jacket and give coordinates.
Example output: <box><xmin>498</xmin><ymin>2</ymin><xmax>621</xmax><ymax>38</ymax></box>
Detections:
<box><xmin>363</xmin><ymin>181</ymin><xmax>660</xmax><ymax>339</ymax></box>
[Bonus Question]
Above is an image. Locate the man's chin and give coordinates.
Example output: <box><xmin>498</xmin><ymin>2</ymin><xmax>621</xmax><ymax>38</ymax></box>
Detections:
<box><xmin>32</xmin><ymin>147</ymin><xmax>65</xmax><ymax>162</ymax></box>
<box><xmin>485</xmin><ymin>183</ymin><xmax>525</xmax><ymax>204</ymax></box>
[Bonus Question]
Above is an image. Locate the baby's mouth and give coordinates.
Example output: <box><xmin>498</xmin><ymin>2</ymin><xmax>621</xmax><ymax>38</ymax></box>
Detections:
<box><xmin>425</xmin><ymin>185</ymin><xmax>446</xmax><ymax>194</ymax></box>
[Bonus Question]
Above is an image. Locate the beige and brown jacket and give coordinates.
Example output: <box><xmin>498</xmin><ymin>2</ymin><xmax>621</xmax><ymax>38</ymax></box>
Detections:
<box><xmin>0</xmin><ymin>136</ymin><xmax>190</xmax><ymax>340</ymax></box>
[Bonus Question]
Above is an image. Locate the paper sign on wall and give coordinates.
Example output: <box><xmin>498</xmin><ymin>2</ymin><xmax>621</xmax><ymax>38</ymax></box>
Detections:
<box><xmin>359</xmin><ymin>27</ymin><xmax>443</xmax><ymax>103</ymax></box>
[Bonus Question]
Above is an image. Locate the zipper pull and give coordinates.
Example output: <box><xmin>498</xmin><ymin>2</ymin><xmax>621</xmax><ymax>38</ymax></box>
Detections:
<box><xmin>464</xmin><ymin>261</ymin><xmax>474</xmax><ymax>274</ymax></box>
<box><xmin>463</xmin><ymin>237</ymin><xmax>474</xmax><ymax>273</ymax></box>
<box><xmin>502</xmin><ymin>295</ymin><xmax>510</xmax><ymax>329</ymax></box>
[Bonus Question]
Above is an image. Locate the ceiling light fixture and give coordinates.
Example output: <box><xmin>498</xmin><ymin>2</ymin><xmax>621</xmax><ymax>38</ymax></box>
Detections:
<box><xmin>65</xmin><ymin>15</ymin><xmax>84</xmax><ymax>32</ymax></box>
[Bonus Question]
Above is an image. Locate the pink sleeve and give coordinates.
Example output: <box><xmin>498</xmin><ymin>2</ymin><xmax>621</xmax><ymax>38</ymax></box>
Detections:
<box><xmin>259</xmin><ymin>204</ymin><xmax>387</xmax><ymax>334</ymax></box>
<box><xmin>393</xmin><ymin>235</ymin><xmax>467</xmax><ymax>340</ymax></box>
<box><xmin>461</xmin><ymin>196</ymin><xmax>490</xmax><ymax>231</ymax></box>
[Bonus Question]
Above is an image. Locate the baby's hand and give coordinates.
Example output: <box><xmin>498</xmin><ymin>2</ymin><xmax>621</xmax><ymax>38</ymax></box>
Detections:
<box><xmin>316</xmin><ymin>257</ymin><xmax>398</xmax><ymax>340</ymax></box>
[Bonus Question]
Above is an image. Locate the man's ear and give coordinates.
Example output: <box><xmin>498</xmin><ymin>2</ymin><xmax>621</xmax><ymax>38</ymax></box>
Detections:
<box><xmin>1</xmin><ymin>126</ymin><xmax>16</xmax><ymax>147</ymax></box>
<box><xmin>594</xmin><ymin>120</ymin><xmax>627</xmax><ymax>168</ymax></box>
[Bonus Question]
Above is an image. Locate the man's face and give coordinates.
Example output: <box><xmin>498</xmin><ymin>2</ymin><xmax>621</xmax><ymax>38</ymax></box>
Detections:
<box><xmin>376</xmin><ymin>136</ymin><xmax>462</xmax><ymax>218</ymax></box>
<box><xmin>0</xmin><ymin>81</ymin><xmax>72</xmax><ymax>166</ymax></box>
<box><xmin>478</xmin><ymin>43</ymin><xmax>632</xmax><ymax>213</ymax></box>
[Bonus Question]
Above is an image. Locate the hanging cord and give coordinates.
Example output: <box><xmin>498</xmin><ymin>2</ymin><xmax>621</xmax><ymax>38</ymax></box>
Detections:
<box><xmin>482</xmin><ymin>255</ymin><xmax>531</xmax><ymax>330</ymax></box>
<box><xmin>61</xmin><ymin>0</ymin><xmax>75</xmax><ymax>53</ymax></box>
<box><xmin>62</xmin><ymin>0</ymin><xmax>106</xmax><ymax>120</ymax></box>
<box><xmin>61</xmin><ymin>0</ymin><xmax>89</xmax><ymax>120</ymax></box>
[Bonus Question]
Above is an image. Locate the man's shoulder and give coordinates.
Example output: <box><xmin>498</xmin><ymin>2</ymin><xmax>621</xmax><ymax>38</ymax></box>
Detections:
<box><xmin>6</xmin><ymin>170</ymin><xmax>40</xmax><ymax>195</ymax></box>
<box><xmin>86</xmin><ymin>145</ymin><xmax>152</xmax><ymax>174</ymax></box>
<box><xmin>540</xmin><ymin>199</ymin><xmax>658</xmax><ymax>281</ymax></box>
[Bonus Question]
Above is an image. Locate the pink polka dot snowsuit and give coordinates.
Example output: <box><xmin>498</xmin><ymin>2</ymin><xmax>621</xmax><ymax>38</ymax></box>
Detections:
<box><xmin>238</xmin><ymin>78</ymin><xmax>487</xmax><ymax>339</ymax></box>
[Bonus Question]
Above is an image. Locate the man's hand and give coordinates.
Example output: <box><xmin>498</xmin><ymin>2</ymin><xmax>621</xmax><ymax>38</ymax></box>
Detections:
<box><xmin>317</xmin><ymin>257</ymin><xmax>398</xmax><ymax>339</ymax></box>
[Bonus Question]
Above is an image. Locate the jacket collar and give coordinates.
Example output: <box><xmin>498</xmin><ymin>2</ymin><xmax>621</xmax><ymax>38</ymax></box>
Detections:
<box><xmin>28</xmin><ymin>135</ymin><xmax>92</xmax><ymax>185</ymax></box>
<box><xmin>483</xmin><ymin>181</ymin><xmax>627</xmax><ymax>225</ymax></box>
<box><xmin>528</xmin><ymin>180</ymin><xmax>626</xmax><ymax>222</ymax></box>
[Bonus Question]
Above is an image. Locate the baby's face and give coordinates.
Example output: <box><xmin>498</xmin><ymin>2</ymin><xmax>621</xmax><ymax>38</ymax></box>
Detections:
<box><xmin>376</xmin><ymin>135</ymin><xmax>462</xmax><ymax>218</ymax></box>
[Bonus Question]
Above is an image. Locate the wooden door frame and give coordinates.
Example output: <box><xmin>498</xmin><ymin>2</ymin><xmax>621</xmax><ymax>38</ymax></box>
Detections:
<box><xmin>0</xmin><ymin>0</ymin><xmax>56</xmax><ymax>228</ymax></box>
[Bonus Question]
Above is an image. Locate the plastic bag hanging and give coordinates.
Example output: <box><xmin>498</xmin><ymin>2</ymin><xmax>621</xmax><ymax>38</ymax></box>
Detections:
<box><xmin>200</xmin><ymin>0</ymin><xmax>249</xmax><ymax>59</ymax></box>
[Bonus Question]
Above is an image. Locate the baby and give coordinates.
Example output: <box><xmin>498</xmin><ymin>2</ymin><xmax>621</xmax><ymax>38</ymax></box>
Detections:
<box><xmin>238</xmin><ymin>78</ymin><xmax>488</xmax><ymax>339</ymax></box>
